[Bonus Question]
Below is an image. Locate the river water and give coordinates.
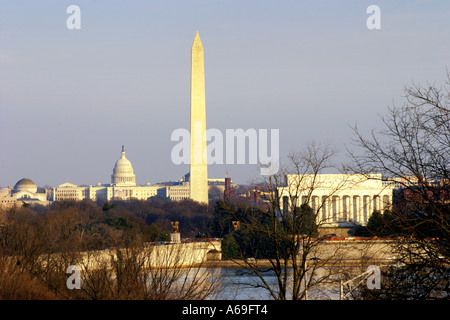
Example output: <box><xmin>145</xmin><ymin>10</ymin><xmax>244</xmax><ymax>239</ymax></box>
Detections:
<box><xmin>210</xmin><ymin>267</ymin><xmax>342</xmax><ymax>300</ymax></box>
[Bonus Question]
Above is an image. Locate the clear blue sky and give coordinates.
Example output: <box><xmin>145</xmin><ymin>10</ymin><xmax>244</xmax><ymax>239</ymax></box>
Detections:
<box><xmin>1</xmin><ymin>0</ymin><xmax>449</xmax><ymax>187</ymax></box>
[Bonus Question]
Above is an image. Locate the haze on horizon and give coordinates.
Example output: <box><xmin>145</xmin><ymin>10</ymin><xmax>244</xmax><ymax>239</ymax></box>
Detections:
<box><xmin>1</xmin><ymin>0</ymin><xmax>449</xmax><ymax>188</ymax></box>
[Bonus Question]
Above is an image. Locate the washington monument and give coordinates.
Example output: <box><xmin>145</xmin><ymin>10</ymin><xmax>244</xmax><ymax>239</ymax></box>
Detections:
<box><xmin>189</xmin><ymin>31</ymin><xmax>208</xmax><ymax>204</ymax></box>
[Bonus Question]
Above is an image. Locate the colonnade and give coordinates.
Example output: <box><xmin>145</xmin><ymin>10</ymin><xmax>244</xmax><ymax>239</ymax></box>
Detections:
<box><xmin>283</xmin><ymin>193</ymin><xmax>392</xmax><ymax>226</ymax></box>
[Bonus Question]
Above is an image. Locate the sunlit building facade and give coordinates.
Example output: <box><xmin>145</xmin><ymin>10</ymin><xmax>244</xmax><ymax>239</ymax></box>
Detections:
<box><xmin>278</xmin><ymin>173</ymin><xmax>395</xmax><ymax>226</ymax></box>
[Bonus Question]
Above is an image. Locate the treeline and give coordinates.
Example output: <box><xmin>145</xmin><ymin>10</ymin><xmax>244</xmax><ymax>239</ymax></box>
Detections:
<box><xmin>114</xmin><ymin>198</ymin><xmax>213</xmax><ymax>239</ymax></box>
<box><xmin>0</xmin><ymin>197</ymin><xmax>258</xmax><ymax>256</ymax></box>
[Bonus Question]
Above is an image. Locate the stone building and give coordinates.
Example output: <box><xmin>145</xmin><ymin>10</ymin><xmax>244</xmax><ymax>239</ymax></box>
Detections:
<box><xmin>279</xmin><ymin>173</ymin><xmax>395</xmax><ymax>226</ymax></box>
<box><xmin>0</xmin><ymin>178</ymin><xmax>48</xmax><ymax>209</ymax></box>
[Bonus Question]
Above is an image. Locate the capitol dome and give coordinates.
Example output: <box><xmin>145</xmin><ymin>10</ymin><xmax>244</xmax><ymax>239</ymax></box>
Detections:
<box><xmin>13</xmin><ymin>178</ymin><xmax>38</xmax><ymax>194</ymax></box>
<box><xmin>111</xmin><ymin>146</ymin><xmax>136</xmax><ymax>186</ymax></box>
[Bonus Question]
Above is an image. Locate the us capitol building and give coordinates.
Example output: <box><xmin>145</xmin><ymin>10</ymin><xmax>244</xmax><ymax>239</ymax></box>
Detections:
<box><xmin>52</xmin><ymin>146</ymin><xmax>194</xmax><ymax>202</ymax></box>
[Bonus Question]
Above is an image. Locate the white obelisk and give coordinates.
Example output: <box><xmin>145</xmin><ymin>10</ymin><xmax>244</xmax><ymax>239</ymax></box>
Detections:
<box><xmin>189</xmin><ymin>31</ymin><xmax>208</xmax><ymax>204</ymax></box>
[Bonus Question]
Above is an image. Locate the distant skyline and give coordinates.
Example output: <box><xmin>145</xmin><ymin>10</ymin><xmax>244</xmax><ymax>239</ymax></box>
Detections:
<box><xmin>1</xmin><ymin>1</ymin><xmax>449</xmax><ymax>187</ymax></box>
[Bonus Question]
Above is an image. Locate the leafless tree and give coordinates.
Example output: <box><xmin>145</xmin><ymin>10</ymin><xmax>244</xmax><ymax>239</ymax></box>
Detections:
<box><xmin>67</xmin><ymin>240</ymin><xmax>221</xmax><ymax>300</ymax></box>
<box><xmin>349</xmin><ymin>71</ymin><xmax>450</xmax><ymax>299</ymax></box>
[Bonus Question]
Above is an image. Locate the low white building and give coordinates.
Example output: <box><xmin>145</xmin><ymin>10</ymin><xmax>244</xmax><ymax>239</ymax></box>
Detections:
<box><xmin>156</xmin><ymin>184</ymin><xmax>191</xmax><ymax>201</ymax></box>
<box><xmin>279</xmin><ymin>173</ymin><xmax>395</xmax><ymax>226</ymax></box>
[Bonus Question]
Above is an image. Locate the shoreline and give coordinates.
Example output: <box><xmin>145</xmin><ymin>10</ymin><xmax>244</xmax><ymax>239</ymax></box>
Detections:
<box><xmin>199</xmin><ymin>258</ymin><xmax>398</xmax><ymax>268</ymax></box>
